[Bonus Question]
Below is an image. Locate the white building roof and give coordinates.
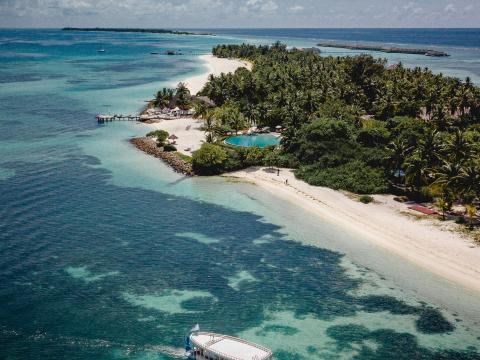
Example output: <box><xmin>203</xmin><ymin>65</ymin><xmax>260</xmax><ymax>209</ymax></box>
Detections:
<box><xmin>190</xmin><ymin>332</ymin><xmax>272</xmax><ymax>360</ymax></box>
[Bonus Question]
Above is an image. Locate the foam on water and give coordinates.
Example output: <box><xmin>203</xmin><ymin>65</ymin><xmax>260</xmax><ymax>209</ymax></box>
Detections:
<box><xmin>176</xmin><ymin>232</ymin><xmax>221</xmax><ymax>245</ymax></box>
<box><xmin>227</xmin><ymin>270</ymin><xmax>258</xmax><ymax>291</ymax></box>
<box><xmin>65</xmin><ymin>266</ymin><xmax>120</xmax><ymax>283</ymax></box>
<box><xmin>123</xmin><ymin>290</ymin><xmax>217</xmax><ymax>315</ymax></box>
<box><xmin>0</xmin><ymin>167</ymin><xmax>15</xmax><ymax>180</ymax></box>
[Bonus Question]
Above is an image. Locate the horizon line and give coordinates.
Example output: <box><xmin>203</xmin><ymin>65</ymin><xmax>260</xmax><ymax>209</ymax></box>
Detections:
<box><xmin>1</xmin><ymin>26</ymin><xmax>480</xmax><ymax>30</ymax></box>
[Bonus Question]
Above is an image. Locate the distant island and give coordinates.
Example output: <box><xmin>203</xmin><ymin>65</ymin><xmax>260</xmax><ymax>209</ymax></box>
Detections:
<box><xmin>317</xmin><ymin>42</ymin><xmax>449</xmax><ymax>57</ymax></box>
<box><xmin>62</xmin><ymin>27</ymin><xmax>213</xmax><ymax>36</ymax></box>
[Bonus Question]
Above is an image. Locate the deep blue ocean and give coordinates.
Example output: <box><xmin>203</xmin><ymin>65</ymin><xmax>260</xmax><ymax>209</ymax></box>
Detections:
<box><xmin>1</xmin><ymin>28</ymin><xmax>480</xmax><ymax>359</ymax></box>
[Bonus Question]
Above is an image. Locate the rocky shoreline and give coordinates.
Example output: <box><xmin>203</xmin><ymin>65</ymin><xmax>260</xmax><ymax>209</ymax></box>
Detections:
<box><xmin>130</xmin><ymin>137</ymin><xmax>194</xmax><ymax>176</ymax></box>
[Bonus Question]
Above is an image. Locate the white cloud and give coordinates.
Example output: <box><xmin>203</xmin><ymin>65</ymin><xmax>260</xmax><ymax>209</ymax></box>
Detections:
<box><xmin>391</xmin><ymin>2</ymin><xmax>424</xmax><ymax>17</ymax></box>
<box><xmin>444</xmin><ymin>3</ymin><xmax>456</xmax><ymax>13</ymax></box>
<box><xmin>0</xmin><ymin>0</ymin><xmax>479</xmax><ymax>28</ymax></box>
<box><xmin>289</xmin><ymin>5</ymin><xmax>304</xmax><ymax>12</ymax></box>
<box><xmin>246</xmin><ymin>0</ymin><xmax>278</xmax><ymax>12</ymax></box>
<box><xmin>402</xmin><ymin>2</ymin><xmax>415</xmax><ymax>11</ymax></box>
<box><xmin>413</xmin><ymin>7</ymin><xmax>423</xmax><ymax>15</ymax></box>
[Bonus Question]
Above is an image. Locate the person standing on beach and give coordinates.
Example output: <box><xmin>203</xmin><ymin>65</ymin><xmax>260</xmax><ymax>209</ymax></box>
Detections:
<box><xmin>277</xmin><ymin>169</ymin><xmax>280</xmax><ymax>176</ymax></box>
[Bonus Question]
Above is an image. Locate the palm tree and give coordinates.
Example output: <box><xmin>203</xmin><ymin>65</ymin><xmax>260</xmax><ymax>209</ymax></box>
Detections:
<box><xmin>430</xmin><ymin>160</ymin><xmax>463</xmax><ymax>206</ymax></box>
<box><xmin>193</xmin><ymin>102</ymin><xmax>209</xmax><ymax>120</ymax></box>
<box><xmin>404</xmin><ymin>154</ymin><xmax>427</xmax><ymax>192</ymax></box>
<box><xmin>458</xmin><ymin>165</ymin><xmax>480</xmax><ymax>202</ymax></box>
<box><xmin>431</xmin><ymin>105</ymin><xmax>449</xmax><ymax>130</ymax></box>
<box><xmin>154</xmin><ymin>88</ymin><xmax>174</xmax><ymax>108</ymax></box>
<box><xmin>416</xmin><ymin>128</ymin><xmax>442</xmax><ymax>168</ymax></box>
<box><xmin>212</xmin><ymin>103</ymin><xmax>247</xmax><ymax>135</ymax></box>
<box><xmin>230</xmin><ymin>111</ymin><xmax>247</xmax><ymax>135</ymax></box>
<box><xmin>386</xmin><ymin>139</ymin><xmax>412</xmax><ymax>184</ymax></box>
<box><xmin>454</xmin><ymin>81</ymin><xmax>475</xmax><ymax>117</ymax></box>
<box><xmin>176</xmin><ymin>82</ymin><xmax>191</xmax><ymax>109</ymax></box>
<box><xmin>436</xmin><ymin>196</ymin><xmax>449</xmax><ymax>221</ymax></box>
<box><xmin>176</xmin><ymin>82</ymin><xmax>190</xmax><ymax>97</ymax></box>
<box><xmin>202</xmin><ymin>111</ymin><xmax>216</xmax><ymax>143</ymax></box>
<box><xmin>465</xmin><ymin>204</ymin><xmax>477</xmax><ymax>229</ymax></box>
<box><xmin>444</xmin><ymin>129</ymin><xmax>472</xmax><ymax>163</ymax></box>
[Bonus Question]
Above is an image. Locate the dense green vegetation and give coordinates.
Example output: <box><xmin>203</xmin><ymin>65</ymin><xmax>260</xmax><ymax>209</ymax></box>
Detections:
<box><xmin>146</xmin><ymin>129</ymin><xmax>169</xmax><ymax>147</ymax></box>
<box><xmin>192</xmin><ymin>143</ymin><xmax>228</xmax><ymax>175</ymax></box>
<box><xmin>359</xmin><ymin>195</ymin><xmax>375</xmax><ymax>204</ymax></box>
<box><xmin>154</xmin><ymin>82</ymin><xmax>191</xmax><ymax>109</ymax></box>
<box><xmin>192</xmin><ymin>100</ymin><xmax>248</xmax><ymax>142</ymax></box>
<box><xmin>195</xmin><ymin>43</ymin><xmax>480</xmax><ymax>217</ymax></box>
<box><xmin>192</xmin><ymin>143</ymin><xmax>286</xmax><ymax>175</ymax></box>
<box><xmin>162</xmin><ymin>144</ymin><xmax>177</xmax><ymax>152</ymax></box>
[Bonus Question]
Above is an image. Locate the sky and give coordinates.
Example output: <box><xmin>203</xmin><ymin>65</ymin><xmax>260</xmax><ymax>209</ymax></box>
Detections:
<box><xmin>0</xmin><ymin>0</ymin><xmax>479</xmax><ymax>28</ymax></box>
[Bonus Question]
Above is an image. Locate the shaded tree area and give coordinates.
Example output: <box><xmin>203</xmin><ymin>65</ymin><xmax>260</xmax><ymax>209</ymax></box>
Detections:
<box><xmin>153</xmin><ymin>82</ymin><xmax>192</xmax><ymax>110</ymax></box>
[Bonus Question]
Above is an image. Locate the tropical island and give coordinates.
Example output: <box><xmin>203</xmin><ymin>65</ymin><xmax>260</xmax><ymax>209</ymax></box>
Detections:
<box><xmin>62</xmin><ymin>27</ymin><xmax>213</xmax><ymax>36</ymax></box>
<box><xmin>192</xmin><ymin>43</ymin><xmax>478</xmax><ymax>201</ymax></box>
<box><xmin>131</xmin><ymin>43</ymin><xmax>480</xmax><ymax>291</ymax></box>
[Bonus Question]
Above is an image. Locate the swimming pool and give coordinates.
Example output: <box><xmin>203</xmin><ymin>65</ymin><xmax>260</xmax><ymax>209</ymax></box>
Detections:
<box><xmin>224</xmin><ymin>134</ymin><xmax>280</xmax><ymax>148</ymax></box>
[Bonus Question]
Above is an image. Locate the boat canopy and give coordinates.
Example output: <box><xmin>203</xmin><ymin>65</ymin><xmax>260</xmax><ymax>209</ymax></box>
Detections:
<box><xmin>190</xmin><ymin>332</ymin><xmax>272</xmax><ymax>360</ymax></box>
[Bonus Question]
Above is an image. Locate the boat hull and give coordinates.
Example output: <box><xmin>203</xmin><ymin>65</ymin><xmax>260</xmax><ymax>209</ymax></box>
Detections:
<box><xmin>188</xmin><ymin>332</ymin><xmax>272</xmax><ymax>360</ymax></box>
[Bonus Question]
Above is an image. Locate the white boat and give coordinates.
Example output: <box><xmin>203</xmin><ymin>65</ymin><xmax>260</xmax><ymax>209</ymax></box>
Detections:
<box><xmin>185</xmin><ymin>326</ymin><xmax>272</xmax><ymax>360</ymax></box>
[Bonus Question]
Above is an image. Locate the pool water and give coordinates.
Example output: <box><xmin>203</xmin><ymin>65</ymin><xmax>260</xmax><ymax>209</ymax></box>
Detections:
<box><xmin>224</xmin><ymin>134</ymin><xmax>280</xmax><ymax>148</ymax></box>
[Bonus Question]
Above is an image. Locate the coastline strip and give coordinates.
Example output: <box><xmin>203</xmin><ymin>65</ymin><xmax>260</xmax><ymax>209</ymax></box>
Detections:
<box><xmin>62</xmin><ymin>27</ymin><xmax>212</xmax><ymax>36</ymax></box>
<box><xmin>225</xmin><ymin>167</ymin><xmax>480</xmax><ymax>294</ymax></box>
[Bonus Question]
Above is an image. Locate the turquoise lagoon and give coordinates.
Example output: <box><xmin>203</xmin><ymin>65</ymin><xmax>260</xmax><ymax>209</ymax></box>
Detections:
<box><xmin>1</xmin><ymin>29</ymin><xmax>480</xmax><ymax>359</ymax></box>
<box><xmin>224</xmin><ymin>134</ymin><xmax>280</xmax><ymax>148</ymax></box>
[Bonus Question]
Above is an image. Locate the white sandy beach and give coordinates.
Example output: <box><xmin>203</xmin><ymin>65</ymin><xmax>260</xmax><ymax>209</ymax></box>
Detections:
<box><xmin>143</xmin><ymin>54</ymin><xmax>480</xmax><ymax>294</ymax></box>
<box><xmin>145</xmin><ymin>54</ymin><xmax>250</xmax><ymax>155</ymax></box>
<box><xmin>183</xmin><ymin>54</ymin><xmax>251</xmax><ymax>95</ymax></box>
<box><xmin>225</xmin><ymin>167</ymin><xmax>480</xmax><ymax>293</ymax></box>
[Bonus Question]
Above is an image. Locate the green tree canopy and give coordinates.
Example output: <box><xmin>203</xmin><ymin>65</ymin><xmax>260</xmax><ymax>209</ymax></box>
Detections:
<box><xmin>192</xmin><ymin>143</ymin><xmax>228</xmax><ymax>175</ymax></box>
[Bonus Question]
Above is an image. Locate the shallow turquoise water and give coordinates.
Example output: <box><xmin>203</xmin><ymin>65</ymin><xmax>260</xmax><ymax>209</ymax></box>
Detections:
<box><xmin>224</xmin><ymin>134</ymin><xmax>280</xmax><ymax>148</ymax></box>
<box><xmin>1</xmin><ymin>29</ymin><xmax>480</xmax><ymax>359</ymax></box>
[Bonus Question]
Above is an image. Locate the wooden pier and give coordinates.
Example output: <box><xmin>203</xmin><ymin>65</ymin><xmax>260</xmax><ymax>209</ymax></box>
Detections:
<box><xmin>96</xmin><ymin>114</ymin><xmax>140</xmax><ymax>122</ymax></box>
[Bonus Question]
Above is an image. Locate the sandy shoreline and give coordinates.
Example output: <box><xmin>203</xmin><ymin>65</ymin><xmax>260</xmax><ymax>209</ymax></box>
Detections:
<box><xmin>143</xmin><ymin>54</ymin><xmax>250</xmax><ymax>156</ymax></box>
<box><xmin>225</xmin><ymin>167</ymin><xmax>480</xmax><ymax>294</ymax></box>
<box><xmin>182</xmin><ymin>54</ymin><xmax>251</xmax><ymax>95</ymax></box>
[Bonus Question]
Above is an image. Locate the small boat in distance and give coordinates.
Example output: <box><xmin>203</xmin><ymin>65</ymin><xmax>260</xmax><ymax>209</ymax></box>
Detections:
<box><xmin>150</xmin><ymin>51</ymin><xmax>159</xmax><ymax>55</ymax></box>
<box><xmin>185</xmin><ymin>325</ymin><xmax>272</xmax><ymax>360</ymax></box>
<box><xmin>98</xmin><ymin>49</ymin><xmax>105</xmax><ymax>53</ymax></box>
